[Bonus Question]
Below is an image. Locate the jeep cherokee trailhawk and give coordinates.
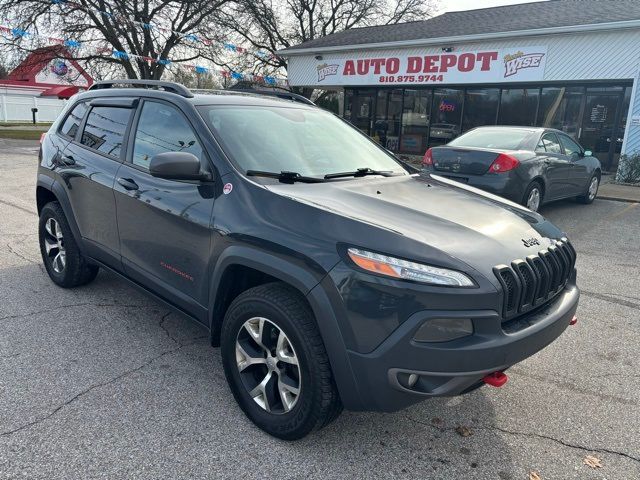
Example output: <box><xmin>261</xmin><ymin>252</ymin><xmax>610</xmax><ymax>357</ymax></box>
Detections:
<box><xmin>36</xmin><ymin>80</ymin><xmax>579</xmax><ymax>439</ymax></box>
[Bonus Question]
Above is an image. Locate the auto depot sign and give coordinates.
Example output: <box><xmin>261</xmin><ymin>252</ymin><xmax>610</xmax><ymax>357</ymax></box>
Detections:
<box><xmin>305</xmin><ymin>46</ymin><xmax>547</xmax><ymax>86</ymax></box>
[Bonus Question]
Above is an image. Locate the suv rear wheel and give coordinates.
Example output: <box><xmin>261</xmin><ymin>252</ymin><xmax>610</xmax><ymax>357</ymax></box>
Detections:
<box><xmin>220</xmin><ymin>282</ymin><xmax>342</xmax><ymax>439</ymax></box>
<box><xmin>38</xmin><ymin>201</ymin><xmax>99</xmax><ymax>287</ymax></box>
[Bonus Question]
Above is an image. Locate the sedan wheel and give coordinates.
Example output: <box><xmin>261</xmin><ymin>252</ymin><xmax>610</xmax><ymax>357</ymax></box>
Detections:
<box><xmin>526</xmin><ymin>187</ymin><xmax>541</xmax><ymax>212</ymax></box>
<box><xmin>588</xmin><ymin>176</ymin><xmax>599</xmax><ymax>201</ymax></box>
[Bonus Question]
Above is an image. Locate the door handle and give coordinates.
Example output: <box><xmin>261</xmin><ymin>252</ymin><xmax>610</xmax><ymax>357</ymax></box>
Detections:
<box><xmin>117</xmin><ymin>177</ymin><xmax>139</xmax><ymax>191</ymax></box>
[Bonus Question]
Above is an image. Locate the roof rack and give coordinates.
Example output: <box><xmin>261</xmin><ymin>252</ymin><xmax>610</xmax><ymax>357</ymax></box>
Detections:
<box><xmin>228</xmin><ymin>88</ymin><xmax>315</xmax><ymax>106</ymax></box>
<box><xmin>88</xmin><ymin>79</ymin><xmax>194</xmax><ymax>98</ymax></box>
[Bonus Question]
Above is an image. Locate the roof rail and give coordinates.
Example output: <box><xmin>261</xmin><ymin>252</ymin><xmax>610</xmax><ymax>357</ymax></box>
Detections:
<box><xmin>89</xmin><ymin>79</ymin><xmax>194</xmax><ymax>98</ymax></box>
<box><xmin>231</xmin><ymin>89</ymin><xmax>315</xmax><ymax>106</ymax></box>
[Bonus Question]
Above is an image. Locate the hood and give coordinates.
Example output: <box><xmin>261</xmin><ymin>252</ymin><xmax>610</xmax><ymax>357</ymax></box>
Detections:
<box><xmin>266</xmin><ymin>173</ymin><xmax>564</xmax><ymax>279</ymax></box>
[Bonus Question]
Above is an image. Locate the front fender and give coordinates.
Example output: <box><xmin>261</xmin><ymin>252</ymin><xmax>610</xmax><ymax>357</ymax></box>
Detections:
<box><xmin>207</xmin><ymin>246</ymin><xmax>363</xmax><ymax>409</ymax></box>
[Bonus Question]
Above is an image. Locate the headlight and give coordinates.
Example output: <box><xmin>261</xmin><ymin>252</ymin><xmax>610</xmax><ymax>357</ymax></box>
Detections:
<box><xmin>347</xmin><ymin>248</ymin><xmax>475</xmax><ymax>287</ymax></box>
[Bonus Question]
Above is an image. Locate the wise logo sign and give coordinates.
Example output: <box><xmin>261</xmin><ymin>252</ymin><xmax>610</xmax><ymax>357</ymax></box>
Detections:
<box><xmin>503</xmin><ymin>51</ymin><xmax>545</xmax><ymax>78</ymax></box>
<box><xmin>317</xmin><ymin>63</ymin><xmax>340</xmax><ymax>82</ymax></box>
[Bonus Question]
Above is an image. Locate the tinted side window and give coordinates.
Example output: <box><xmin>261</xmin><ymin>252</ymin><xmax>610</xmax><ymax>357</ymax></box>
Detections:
<box><xmin>558</xmin><ymin>134</ymin><xmax>583</xmax><ymax>157</ymax></box>
<box><xmin>80</xmin><ymin>107</ymin><xmax>132</xmax><ymax>159</ymax></box>
<box><xmin>132</xmin><ymin>101</ymin><xmax>202</xmax><ymax>170</ymax></box>
<box><xmin>538</xmin><ymin>133</ymin><xmax>562</xmax><ymax>154</ymax></box>
<box><xmin>59</xmin><ymin>102</ymin><xmax>88</xmax><ymax>139</ymax></box>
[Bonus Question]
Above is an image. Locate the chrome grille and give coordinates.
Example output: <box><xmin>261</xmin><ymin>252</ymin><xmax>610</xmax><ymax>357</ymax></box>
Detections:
<box><xmin>494</xmin><ymin>238</ymin><xmax>576</xmax><ymax>320</ymax></box>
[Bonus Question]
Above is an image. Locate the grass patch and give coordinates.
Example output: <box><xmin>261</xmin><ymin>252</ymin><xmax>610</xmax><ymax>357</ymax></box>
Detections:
<box><xmin>0</xmin><ymin>130</ymin><xmax>45</xmax><ymax>140</ymax></box>
<box><xmin>0</xmin><ymin>121</ymin><xmax>53</xmax><ymax>127</ymax></box>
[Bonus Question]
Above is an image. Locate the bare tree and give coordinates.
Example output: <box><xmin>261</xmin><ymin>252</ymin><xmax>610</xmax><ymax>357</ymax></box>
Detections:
<box><xmin>0</xmin><ymin>0</ymin><xmax>234</xmax><ymax>80</ymax></box>
<box><xmin>222</xmin><ymin>0</ymin><xmax>438</xmax><ymax>95</ymax></box>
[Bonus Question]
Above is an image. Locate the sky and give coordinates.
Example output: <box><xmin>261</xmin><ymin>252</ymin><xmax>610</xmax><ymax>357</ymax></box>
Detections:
<box><xmin>437</xmin><ymin>0</ymin><xmax>546</xmax><ymax>13</ymax></box>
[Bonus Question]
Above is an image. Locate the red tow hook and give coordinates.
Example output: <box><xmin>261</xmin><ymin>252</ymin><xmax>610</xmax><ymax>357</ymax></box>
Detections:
<box><xmin>569</xmin><ymin>315</ymin><xmax>578</xmax><ymax>326</ymax></box>
<box><xmin>483</xmin><ymin>371</ymin><xmax>508</xmax><ymax>387</ymax></box>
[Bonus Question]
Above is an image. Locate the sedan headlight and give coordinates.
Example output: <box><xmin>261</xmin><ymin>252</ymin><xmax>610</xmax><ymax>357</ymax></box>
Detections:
<box><xmin>347</xmin><ymin>248</ymin><xmax>475</xmax><ymax>287</ymax></box>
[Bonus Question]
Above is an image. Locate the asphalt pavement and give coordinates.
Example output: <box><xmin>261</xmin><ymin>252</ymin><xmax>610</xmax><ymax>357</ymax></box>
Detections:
<box><xmin>1</xmin><ymin>138</ymin><xmax>638</xmax><ymax>479</ymax></box>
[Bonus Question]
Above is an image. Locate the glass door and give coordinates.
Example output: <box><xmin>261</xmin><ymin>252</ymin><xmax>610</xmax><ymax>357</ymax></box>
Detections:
<box><xmin>579</xmin><ymin>93</ymin><xmax>623</xmax><ymax>171</ymax></box>
<box><xmin>350</xmin><ymin>89</ymin><xmax>377</xmax><ymax>136</ymax></box>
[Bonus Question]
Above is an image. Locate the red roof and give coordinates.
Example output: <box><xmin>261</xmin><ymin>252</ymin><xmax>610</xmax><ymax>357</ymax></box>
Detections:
<box><xmin>0</xmin><ymin>46</ymin><xmax>93</xmax><ymax>99</ymax></box>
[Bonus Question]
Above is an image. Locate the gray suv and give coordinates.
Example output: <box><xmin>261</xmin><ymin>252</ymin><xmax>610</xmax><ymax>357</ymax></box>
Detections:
<box><xmin>36</xmin><ymin>80</ymin><xmax>579</xmax><ymax>439</ymax></box>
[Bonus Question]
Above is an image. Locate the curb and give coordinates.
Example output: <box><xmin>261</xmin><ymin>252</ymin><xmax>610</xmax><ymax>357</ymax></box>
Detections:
<box><xmin>596</xmin><ymin>195</ymin><xmax>640</xmax><ymax>204</ymax></box>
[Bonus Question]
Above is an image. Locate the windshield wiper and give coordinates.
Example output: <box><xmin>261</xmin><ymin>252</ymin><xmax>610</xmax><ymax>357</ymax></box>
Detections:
<box><xmin>323</xmin><ymin>167</ymin><xmax>396</xmax><ymax>179</ymax></box>
<box><xmin>246</xmin><ymin>170</ymin><xmax>326</xmax><ymax>184</ymax></box>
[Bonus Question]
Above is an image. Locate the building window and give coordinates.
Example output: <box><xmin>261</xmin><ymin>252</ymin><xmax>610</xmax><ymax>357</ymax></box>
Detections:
<box><xmin>462</xmin><ymin>88</ymin><xmax>499</xmax><ymax>133</ymax></box>
<box><xmin>429</xmin><ymin>88</ymin><xmax>463</xmax><ymax>147</ymax></box>
<box><xmin>498</xmin><ymin>88</ymin><xmax>539</xmax><ymax>126</ymax></box>
<box><xmin>401</xmin><ymin>89</ymin><xmax>431</xmax><ymax>154</ymax></box>
<box><xmin>537</xmin><ymin>86</ymin><xmax>584</xmax><ymax>137</ymax></box>
<box><xmin>374</xmin><ymin>89</ymin><xmax>402</xmax><ymax>151</ymax></box>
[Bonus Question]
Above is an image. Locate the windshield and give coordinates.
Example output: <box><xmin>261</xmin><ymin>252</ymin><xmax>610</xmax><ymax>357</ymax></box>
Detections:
<box><xmin>197</xmin><ymin>105</ymin><xmax>406</xmax><ymax>177</ymax></box>
<box><xmin>448</xmin><ymin>128</ymin><xmax>533</xmax><ymax>150</ymax></box>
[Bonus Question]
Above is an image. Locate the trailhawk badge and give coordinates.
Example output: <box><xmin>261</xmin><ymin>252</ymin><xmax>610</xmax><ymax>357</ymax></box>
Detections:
<box><xmin>317</xmin><ymin>63</ymin><xmax>339</xmax><ymax>82</ymax></box>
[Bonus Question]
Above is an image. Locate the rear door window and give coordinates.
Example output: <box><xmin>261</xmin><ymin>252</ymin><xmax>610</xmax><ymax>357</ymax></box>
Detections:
<box><xmin>59</xmin><ymin>102</ymin><xmax>88</xmax><ymax>139</ymax></box>
<box><xmin>537</xmin><ymin>133</ymin><xmax>562</xmax><ymax>154</ymax></box>
<box><xmin>558</xmin><ymin>134</ymin><xmax>583</xmax><ymax>157</ymax></box>
<box><xmin>131</xmin><ymin>101</ymin><xmax>202</xmax><ymax>170</ymax></box>
<box><xmin>80</xmin><ymin>106</ymin><xmax>132</xmax><ymax>159</ymax></box>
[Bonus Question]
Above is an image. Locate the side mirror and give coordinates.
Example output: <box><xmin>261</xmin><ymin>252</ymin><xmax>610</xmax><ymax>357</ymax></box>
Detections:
<box><xmin>583</xmin><ymin>150</ymin><xmax>593</xmax><ymax>157</ymax></box>
<box><xmin>149</xmin><ymin>152</ymin><xmax>210</xmax><ymax>181</ymax></box>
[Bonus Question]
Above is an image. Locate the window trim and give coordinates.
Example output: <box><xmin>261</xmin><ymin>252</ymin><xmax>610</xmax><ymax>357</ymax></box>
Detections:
<box><xmin>73</xmin><ymin>100</ymin><xmax>137</xmax><ymax>162</ymax></box>
<box><xmin>125</xmin><ymin>97</ymin><xmax>208</xmax><ymax>175</ymax></box>
<box><xmin>57</xmin><ymin>101</ymin><xmax>89</xmax><ymax>141</ymax></box>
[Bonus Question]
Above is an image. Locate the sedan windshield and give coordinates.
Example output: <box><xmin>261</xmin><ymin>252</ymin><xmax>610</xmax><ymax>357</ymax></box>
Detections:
<box><xmin>448</xmin><ymin>128</ymin><xmax>534</xmax><ymax>150</ymax></box>
<box><xmin>198</xmin><ymin>105</ymin><xmax>406</xmax><ymax>178</ymax></box>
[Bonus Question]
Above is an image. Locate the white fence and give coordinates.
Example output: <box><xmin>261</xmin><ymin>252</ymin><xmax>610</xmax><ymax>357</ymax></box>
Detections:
<box><xmin>0</xmin><ymin>95</ymin><xmax>67</xmax><ymax>123</ymax></box>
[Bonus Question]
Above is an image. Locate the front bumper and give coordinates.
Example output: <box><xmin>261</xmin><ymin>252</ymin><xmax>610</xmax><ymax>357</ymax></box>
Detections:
<box><xmin>344</xmin><ymin>284</ymin><xmax>579</xmax><ymax>412</ymax></box>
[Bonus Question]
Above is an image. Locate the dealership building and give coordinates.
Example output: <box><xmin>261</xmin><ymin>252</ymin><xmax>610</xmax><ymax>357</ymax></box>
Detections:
<box><xmin>281</xmin><ymin>0</ymin><xmax>640</xmax><ymax>174</ymax></box>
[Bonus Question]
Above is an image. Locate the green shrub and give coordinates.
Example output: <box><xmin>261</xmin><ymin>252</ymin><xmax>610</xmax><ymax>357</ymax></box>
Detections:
<box><xmin>616</xmin><ymin>153</ymin><xmax>640</xmax><ymax>184</ymax></box>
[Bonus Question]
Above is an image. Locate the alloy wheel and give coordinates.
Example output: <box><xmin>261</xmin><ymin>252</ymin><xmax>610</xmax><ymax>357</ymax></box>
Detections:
<box><xmin>527</xmin><ymin>188</ymin><xmax>541</xmax><ymax>211</ymax></box>
<box><xmin>588</xmin><ymin>177</ymin><xmax>599</xmax><ymax>201</ymax></box>
<box><xmin>44</xmin><ymin>217</ymin><xmax>66</xmax><ymax>273</ymax></box>
<box><xmin>235</xmin><ymin>317</ymin><xmax>301</xmax><ymax>414</ymax></box>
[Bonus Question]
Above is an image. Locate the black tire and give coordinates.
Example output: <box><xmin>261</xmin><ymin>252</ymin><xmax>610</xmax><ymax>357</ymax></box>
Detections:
<box><xmin>220</xmin><ymin>282</ymin><xmax>342</xmax><ymax>440</ymax></box>
<box><xmin>522</xmin><ymin>180</ymin><xmax>544</xmax><ymax>212</ymax></box>
<box><xmin>38</xmin><ymin>201</ymin><xmax>99</xmax><ymax>288</ymax></box>
<box><xmin>577</xmin><ymin>173</ymin><xmax>600</xmax><ymax>204</ymax></box>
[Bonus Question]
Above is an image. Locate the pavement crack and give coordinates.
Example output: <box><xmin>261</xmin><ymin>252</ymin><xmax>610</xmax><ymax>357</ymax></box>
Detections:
<box><xmin>477</xmin><ymin>424</ymin><xmax>640</xmax><ymax>464</ymax></box>
<box><xmin>403</xmin><ymin>413</ymin><xmax>640</xmax><ymax>464</ymax></box>
<box><xmin>581</xmin><ymin>289</ymin><xmax>640</xmax><ymax>310</ymax></box>
<box><xmin>0</xmin><ymin>198</ymin><xmax>37</xmax><ymax>216</ymax></box>
<box><xmin>0</xmin><ymin>336</ymin><xmax>207</xmax><ymax>438</ymax></box>
<box><xmin>6</xmin><ymin>243</ymin><xmax>43</xmax><ymax>271</ymax></box>
<box><xmin>158</xmin><ymin>311</ymin><xmax>181</xmax><ymax>345</ymax></box>
<box><xmin>0</xmin><ymin>303</ymin><xmax>149</xmax><ymax>322</ymax></box>
<box><xmin>509</xmin><ymin>367</ymin><xmax>637</xmax><ymax>406</ymax></box>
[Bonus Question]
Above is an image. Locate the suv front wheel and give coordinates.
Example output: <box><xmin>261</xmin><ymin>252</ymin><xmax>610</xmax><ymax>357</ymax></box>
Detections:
<box><xmin>220</xmin><ymin>282</ymin><xmax>342</xmax><ymax>439</ymax></box>
<box><xmin>38</xmin><ymin>201</ymin><xmax>99</xmax><ymax>287</ymax></box>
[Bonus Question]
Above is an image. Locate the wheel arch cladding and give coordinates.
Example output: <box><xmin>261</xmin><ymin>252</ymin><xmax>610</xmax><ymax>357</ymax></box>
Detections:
<box><xmin>208</xmin><ymin>246</ymin><xmax>329</xmax><ymax>344</ymax></box>
<box><xmin>37</xmin><ymin>179</ymin><xmax>84</xmax><ymax>253</ymax></box>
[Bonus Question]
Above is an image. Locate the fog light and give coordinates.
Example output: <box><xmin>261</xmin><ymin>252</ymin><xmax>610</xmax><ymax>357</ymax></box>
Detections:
<box><xmin>413</xmin><ymin>318</ymin><xmax>473</xmax><ymax>343</ymax></box>
<box><xmin>407</xmin><ymin>373</ymin><xmax>419</xmax><ymax>387</ymax></box>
